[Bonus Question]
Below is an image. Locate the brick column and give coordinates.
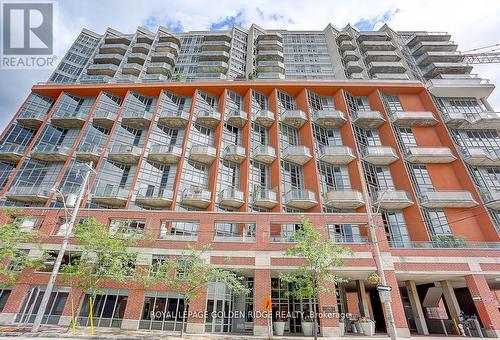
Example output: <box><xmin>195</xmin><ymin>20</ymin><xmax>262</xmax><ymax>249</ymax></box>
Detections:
<box><xmin>465</xmin><ymin>274</ymin><xmax>500</xmax><ymax>338</ymax></box>
<box><xmin>384</xmin><ymin>270</ymin><xmax>411</xmax><ymax>337</ymax></box>
<box><xmin>121</xmin><ymin>289</ymin><xmax>144</xmax><ymax>330</ymax></box>
<box><xmin>0</xmin><ymin>283</ymin><xmax>29</xmax><ymax>324</ymax></box>
<box><xmin>318</xmin><ymin>281</ymin><xmax>340</xmax><ymax>336</ymax></box>
<box><xmin>253</xmin><ymin>268</ymin><xmax>271</xmax><ymax>336</ymax></box>
<box><xmin>186</xmin><ymin>287</ymin><xmax>207</xmax><ymax>334</ymax></box>
<box><xmin>58</xmin><ymin>287</ymin><xmax>84</xmax><ymax>327</ymax></box>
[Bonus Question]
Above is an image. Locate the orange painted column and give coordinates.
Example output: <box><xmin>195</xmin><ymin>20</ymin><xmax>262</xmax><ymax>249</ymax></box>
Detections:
<box><xmin>318</xmin><ymin>281</ymin><xmax>340</xmax><ymax>336</ymax></box>
<box><xmin>121</xmin><ymin>289</ymin><xmax>145</xmax><ymax>329</ymax></box>
<box><xmin>268</xmin><ymin>89</ymin><xmax>283</xmax><ymax>212</ymax></box>
<box><xmin>384</xmin><ymin>270</ymin><xmax>411</xmax><ymax>337</ymax></box>
<box><xmin>240</xmin><ymin>89</ymin><xmax>252</xmax><ymax>212</ymax></box>
<box><xmin>186</xmin><ymin>286</ymin><xmax>208</xmax><ymax>334</ymax></box>
<box><xmin>465</xmin><ymin>274</ymin><xmax>500</xmax><ymax>338</ymax></box>
<box><xmin>253</xmin><ymin>268</ymin><xmax>272</xmax><ymax>336</ymax></box>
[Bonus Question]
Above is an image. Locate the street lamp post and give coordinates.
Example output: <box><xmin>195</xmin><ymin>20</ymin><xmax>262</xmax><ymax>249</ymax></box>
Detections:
<box><xmin>31</xmin><ymin>162</ymin><xmax>94</xmax><ymax>333</ymax></box>
<box><xmin>356</xmin><ymin>160</ymin><xmax>398</xmax><ymax>340</ymax></box>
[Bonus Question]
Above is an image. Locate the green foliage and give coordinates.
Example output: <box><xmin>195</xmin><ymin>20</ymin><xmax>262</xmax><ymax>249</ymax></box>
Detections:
<box><xmin>0</xmin><ymin>208</ymin><xmax>48</xmax><ymax>286</ymax></box>
<box><xmin>279</xmin><ymin>217</ymin><xmax>353</xmax><ymax>300</ymax></box>
<box><xmin>431</xmin><ymin>234</ymin><xmax>466</xmax><ymax>248</ymax></box>
<box><xmin>247</xmin><ymin>72</ymin><xmax>255</xmax><ymax>80</ymax></box>
<box><xmin>175</xmin><ymin>74</ymin><xmax>184</xmax><ymax>82</ymax></box>
<box><xmin>60</xmin><ymin>217</ymin><xmax>139</xmax><ymax>296</ymax></box>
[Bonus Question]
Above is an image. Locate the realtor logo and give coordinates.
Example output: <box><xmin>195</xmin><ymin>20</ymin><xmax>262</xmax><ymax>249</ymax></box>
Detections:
<box><xmin>1</xmin><ymin>0</ymin><xmax>57</xmax><ymax>69</ymax></box>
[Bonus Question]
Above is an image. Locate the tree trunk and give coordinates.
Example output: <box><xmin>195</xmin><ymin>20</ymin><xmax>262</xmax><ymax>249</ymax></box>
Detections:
<box><xmin>312</xmin><ymin>279</ymin><xmax>318</xmax><ymax>340</ymax></box>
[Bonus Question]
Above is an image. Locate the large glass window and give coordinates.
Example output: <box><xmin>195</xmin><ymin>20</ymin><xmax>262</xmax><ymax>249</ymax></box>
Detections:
<box><xmin>15</xmin><ymin>287</ymin><xmax>68</xmax><ymax>325</ymax></box>
<box><xmin>78</xmin><ymin>289</ymin><xmax>128</xmax><ymax>328</ymax></box>
<box><xmin>139</xmin><ymin>292</ymin><xmax>185</xmax><ymax>331</ymax></box>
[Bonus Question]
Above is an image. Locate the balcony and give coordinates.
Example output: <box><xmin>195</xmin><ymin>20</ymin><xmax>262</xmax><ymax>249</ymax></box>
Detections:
<box><xmin>406</xmin><ymin>33</ymin><xmax>451</xmax><ymax>48</ymax></box>
<box><xmin>252</xmin><ymin>189</ymin><xmax>278</xmax><ymax>209</ymax></box>
<box><xmin>415</xmin><ymin>51</ymin><xmax>464</xmax><ymax>66</ymax></box>
<box><xmin>75</xmin><ymin>143</ymin><xmax>102</xmax><ymax>163</ymax></box>
<box><xmin>343</xmin><ymin>50</ymin><xmax>360</xmax><ymax>61</ymax></box>
<box><xmin>258</xmin><ymin>33</ymin><xmax>283</xmax><ymax>42</ymax></box>
<box><xmin>372</xmin><ymin>73</ymin><xmax>410</xmax><ymax>80</ymax></box>
<box><xmin>441</xmin><ymin>111</ymin><xmax>500</xmax><ymax>130</ymax></box>
<box><xmin>351</xmin><ymin>110</ymin><xmax>385</xmax><ymax>128</ymax></box>
<box><xmin>80</xmin><ymin>75</ymin><xmax>111</xmax><ymax>84</ymax></box>
<box><xmin>156</xmin><ymin>41</ymin><xmax>180</xmax><ymax>55</ymax></box>
<box><xmin>479</xmin><ymin>188</ymin><xmax>500</xmax><ymax>210</ymax></box>
<box><xmin>93</xmin><ymin>53</ymin><xmax>123</xmax><ymax>65</ymax></box>
<box><xmin>108</xmin><ymin>144</ymin><xmax>142</xmax><ymax>164</ymax></box>
<box><xmin>359</xmin><ymin>41</ymin><xmax>396</xmax><ymax>51</ymax></box>
<box><xmin>219</xmin><ymin>188</ymin><xmax>244</xmax><ymax>208</ymax></box>
<box><xmin>116</xmin><ymin>74</ymin><xmax>138</xmax><ymax>83</ymax></box>
<box><xmin>284</xmin><ymin>189</ymin><xmax>317</xmax><ymax>210</ymax></box>
<box><xmin>419</xmin><ymin>190</ymin><xmax>478</xmax><ymax>208</ymax></box>
<box><xmin>256</xmin><ymin>50</ymin><xmax>284</xmax><ymax>61</ymax></box>
<box><xmin>389</xmin><ymin>111</ymin><xmax>438</xmax><ymax>127</ymax></box>
<box><xmin>363</xmin><ymin>51</ymin><xmax>401</xmax><ymax>62</ymax></box>
<box><xmin>256</xmin><ymin>60</ymin><xmax>285</xmax><ymax>73</ymax></box>
<box><xmin>5</xmin><ymin>185</ymin><xmax>52</xmax><ymax>203</ymax></box>
<box><xmin>17</xmin><ymin>112</ymin><xmax>46</xmax><ymax>128</ymax></box>
<box><xmin>282</xmin><ymin>145</ymin><xmax>312</xmax><ymax>165</ymax></box>
<box><xmin>148</xmin><ymin>144</ymin><xmax>182</xmax><ymax>164</ymax></box>
<box><xmin>374</xmin><ymin>190</ymin><xmax>414</xmax><ymax>209</ymax></box>
<box><xmin>256</xmin><ymin>39</ymin><xmax>283</xmax><ymax>51</ymax></box>
<box><xmin>336</xmin><ymin>32</ymin><xmax>352</xmax><ymax>41</ymax></box>
<box><xmin>31</xmin><ymin>144</ymin><xmax>71</xmax><ymax>162</ymax></box>
<box><xmin>122</xmin><ymin>63</ymin><xmax>143</xmax><ymax>77</ymax></box>
<box><xmin>120</xmin><ymin>109</ymin><xmax>152</xmax><ymax>129</ymax></box>
<box><xmin>135</xmin><ymin>187</ymin><xmax>174</xmax><ymax>208</ymax></box>
<box><xmin>226</xmin><ymin>110</ymin><xmax>248</xmax><ymax>127</ymax></box>
<box><xmin>205</xmin><ymin>32</ymin><xmax>232</xmax><ymax>42</ymax></box>
<box><xmin>201</xmin><ymin>40</ymin><xmax>231</xmax><ymax>52</ymax></box>
<box><xmin>92</xmin><ymin>185</ymin><xmax>129</xmax><ymax>207</ymax></box>
<box><xmin>357</xmin><ymin>31</ymin><xmax>390</xmax><ymax>41</ymax></box>
<box><xmin>86</xmin><ymin>63</ymin><xmax>118</xmax><ymax>77</ymax></box>
<box><xmin>51</xmin><ymin>111</ymin><xmax>87</xmax><ymax>128</ymax></box>
<box><xmin>410</xmin><ymin>41</ymin><xmax>458</xmax><ymax>56</ymax></box>
<box><xmin>157</xmin><ymin>109</ymin><xmax>190</xmax><ymax>128</ymax></box>
<box><xmin>317</xmin><ymin>145</ymin><xmax>356</xmax><ymax>165</ymax></box>
<box><xmin>405</xmin><ymin>147</ymin><xmax>456</xmax><ymax>164</ymax></box>
<box><xmin>426</xmin><ymin>74</ymin><xmax>494</xmax><ymax>99</ymax></box>
<box><xmin>256</xmin><ymin>72</ymin><xmax>286</xmax><ymax>80</ymax></box>
<box><xmin>460</xmin><ymin>147</ymin><xmax>500</xmax><ymax>167</ymax></box>
<box><xmin>253</xmin><ymin>145</ymin><xmax>276</xmax><ymax>164</ymax></box>
<box><xmin>368</xmin><ymin>61</ymin><xmax>406</xmax><ymax>73</ymax></box>
<box><xmin>312</xmin><ymin>110</ymin><xmax>346</xmax><ymax>128</ymax></box>
<box><xmin>104</xmin><ymin>36</ymin><xmax>131</xmax><ymax>45</ymax></box>
<box><xmin>142</xmin><ymin>74</ymin><xmax>169</xmax><ymax>83</ymax></box>
<box><xmin>223</xmin><ymin>145</ymin><xmax>246</xmax><ymax>164</ymax></box>
<box><xmin>196</xmin><ymin>61</ymin><xmax>229</xmax><ymax>73</ymax></box>
<box><xmin>131</xmin><ymin>43</ymin><xmax>151</xmax><ymax>54</ymax></box>
<box><xmin>127</xmin><ymin>52</ymin><xmax>148</xmax><ymax>66</ymax></box>
<box><xmin>346</xmin><ymin>61</ymin><xmax>363</xmax><ymax>74</ymax></box>
<box><xmin>421</xmin><ymin>62</ymin><xmax>472</xmax><ymax>79</ymax></box>
<box><xmin>99</xmin><ymin>43</ymin><xmax>129</xmax><ymax>55</ymax></box>
<box><xmin>281</xmin><ymin>110</ymin><xmax>307</xmax><ymax>128</ymax></box>
<box><xmin>180</xmin><ymin>188</ymin><xmax>212</xmax><ymax>208</ymax></box>
<box><xmin>199</xmin><ymin>50</ymin><xmax>231</xmax><ymax>62</ymax></box>
<box><xmin>196</xmin><ymin>109</ymin><xmax>221</xmax><ymax>128</ymax></box>
<box><xmin>189</xmin><ymin>145</ymin><xmax>217</xmax><ymax>165</ymax></box>
<box><xmin>339</xmin><ymin>40</ymin><xmax>356</xmax><ymax>51</ymax></box>
<box><xmin>146</xmin><ymin>62</ymin><xmax>172</xmax><ymax>77</ymax></box>
<box><xmin>0</xmin><ymin>145</ymin><xmax>25</xmax><ymax>163</ymax></box>
<box><xmin>92</xmin><ymin>108</ymin><xmax>117</xmax><ymax>128</ymax></box>
<box><xmin>253</xmin><ymin>110</ymin><xmax>275</xmax><ymax>127</ymax></box>
<box><xmin>325</xmin><ymin>190</ymin><xmax>365</xmax><ymax>209</ymax></box>
<box><xmin>150</xmin><ymin>52</ymin><xmax>176</xmax><ymax>66</ymax></box>
<box><xmin>362</xmin><ymin>146</ymin><xmax>399</xmax><ymax>165</ymax></box>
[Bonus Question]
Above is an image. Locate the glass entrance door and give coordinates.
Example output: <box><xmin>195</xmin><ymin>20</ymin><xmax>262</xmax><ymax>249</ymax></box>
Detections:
<box><xmin>205</xmin><ymin>281</ymin><xmax>233</xmax><ymax>333</ymax></box>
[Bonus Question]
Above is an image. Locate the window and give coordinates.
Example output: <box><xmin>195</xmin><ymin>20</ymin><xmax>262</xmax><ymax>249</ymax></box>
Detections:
<box><xmin>214</xmin><ymin>222</ymin><xmax>256</xmax><ymax>240</ymax></box>
<box><xmin>14</xmin><ymin>216</ymin><xmax>43</xmax><ymax>232</ymax></box>
<box><xmin>139</xmin><ymin>292</ymin><xmax>185</xmax><ymax>331</ymax></box>
<box><xmin>411</xmin><ymin>165</ymin><xmax>434</xmax><ymax>193</ymax></box>
<box><xmin>78</xmin><ymin>289</ymin><xmax>128</xmax><ymax>328</ymax></box>
<box><xmin>384</xmin><ymin>94</ymin><xmax>403</xmax><ymax>112</ymax></box>
<box><xmin>151</xmin><ymin>255</ymin><xmax>168</xmax><ymax>274</ymax></box>
<box><xmin>328</xmin><ymin>224</ymin><xmax>365</xmax><ymax>243</ymax></box>
<box><xmin>39</xmin><ymin>251</ymin><xmax>80</xmax><ymax>272</ymax></box>
<box><xmin>0</xmin><ymin>289</ymin><xmax>11</xmax><ymax>312</ymax></box>
<box><xmin>277</xmin><ymin>90</ymin><xmax>297</xmax><ymax>114</ymax></box>
<box><xmin>280</xmin><ymin>124</ymin><xmax>299</xmax><ymax>149</ymax></box>
<box><xmin>7</xmin><ymin>249</ymin><xmax>29</xmax><ymax>271</ymax></box>
<box><xmin>307</xmin><ymin>90</ymin><xmax>335</xmax><ymax>113</ymax></box>
<box><xmin>313</xmin><ymin>125</ymin><xmax>342</xmax><ymax>147</ymax></box>
<box><xmin>399</xmin><ymin>128</ymin><xmax>417</xmax><ymax>147</ymax></box>
<box><xmin>382</xmin><ymin>211</ymin><xmax>411</xmax><ymax>246</ymax></box>
<box><xmin>159</xmin><ymin>220</ymin><xmax>199</xmax><ymax>240</ymax></box>
<box><xmin>424</xmin><ymin>210</ymin><xmax>452</xmax><ymax>236</ymax></box>
<box><xmin>109</xmin><ymin>219</ymin><xmax>146</xmax><ymax>235</ymax></box>
<box><xmin>354</xmin><ymin>97</ymin><xmax>371</xmax><ymax>111</ymax></box>
<box><xmin>15</xmin><ymin>287</ymin><xmax>68</xmax><ymax>324</ymax></box>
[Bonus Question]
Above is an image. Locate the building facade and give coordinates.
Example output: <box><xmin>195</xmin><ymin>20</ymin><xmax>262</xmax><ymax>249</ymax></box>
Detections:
<box><xmin>0</xmin><ymin>24</ymin><xmax>499</xmax><ymax>338</ymax></box>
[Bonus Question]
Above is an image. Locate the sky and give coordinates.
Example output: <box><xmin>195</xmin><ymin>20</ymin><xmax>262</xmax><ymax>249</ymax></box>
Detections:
<box><xmin>1</xmin><ymin>0</ymin><xmax>499</xmax><ymax>129</ymax></box>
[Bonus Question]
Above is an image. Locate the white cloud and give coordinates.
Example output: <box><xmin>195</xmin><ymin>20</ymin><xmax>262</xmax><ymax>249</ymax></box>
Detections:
<box><xmin>1</xmin><ymin>0</ymin><xmax>499</xmax><ymax>129</ymax></box>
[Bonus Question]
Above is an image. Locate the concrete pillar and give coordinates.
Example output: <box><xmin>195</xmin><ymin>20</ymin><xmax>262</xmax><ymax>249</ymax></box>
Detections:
<box><xmin>356</xmin><ymin>280</ymin><xmax>370</xmax><ymax>317</ymax></box>
<box><xmin>121</xmin><ymin>289</ymin><xmax>144</xmax><ymax>330</ymax></box>
<box><xmin>253</xmin><ymin>268</ymin><xmax>271</xmax><ymax>336</ymax></box>
<box><xmin>318</xmin><ymin>281</ymin><xmax>340</xmax><ymax>336</ymax></box>
<box><xmin>186</xmin><ymin>287</ymin><xmax>207</xmax><ymax>334</ymax></box>
<box><xmin>0</xmin><ymin>284</ymin><xmax>29</xmax><ymax>324</ymax></box>
<box><xmin>405</xmin><ymin>280</ymin><xmax>429</xmax><ymax>335</ymax></box>
<box><xmin>385</xmin><ymin>271</ymin><xmax>411</xmax><ymax>338</ymax></box>
<box><xmin>465</xmin><ymin>274</ymin><xmax>500</xmax><ymax>338</ymax></box>
<box><xmin>438</xmin><ymin>280</ymin><xmax>461</xmax><ymax>320</ymax></box>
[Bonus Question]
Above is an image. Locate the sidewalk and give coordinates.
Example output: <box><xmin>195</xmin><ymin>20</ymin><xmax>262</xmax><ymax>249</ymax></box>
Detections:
<box><xmin>0</xmin><ymin>326</ymin><xmax>487</xmax><ymax>340</ymax></box>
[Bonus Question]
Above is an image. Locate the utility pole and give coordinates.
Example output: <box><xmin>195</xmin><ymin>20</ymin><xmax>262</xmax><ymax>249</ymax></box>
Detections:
<box><xmin>356</xmin><ymin>160</ymin><xmax>398</xmax><ymax>340</ymax></box>
<box><xmin>31</xmin><ymin>162</ymin><xmax>94</xmax><ymax>333</ymax></box>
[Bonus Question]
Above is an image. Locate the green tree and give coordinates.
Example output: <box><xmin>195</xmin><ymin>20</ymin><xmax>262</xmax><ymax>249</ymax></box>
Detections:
<box><xmin>60</xmin><ymin>217</ymin><xmax>140</xmax><ymax>333</ymax></box>
<box><xmin>280</xmin><ymin>217</ymin><xmax>353</xmax><ymax>340</ymax></box>
<box><xmin>147</xmin><ymin>245</ymin><xmax>249</xmax><ymax>337</ymax></box>
<box><xmin>0</xmin><ymin>208</ymin><xmax>47</xmax><ymax>286</ymax></box>
<box><xmin>175</xmin><ymin>74</ymin><xmax>184</xmax><ymax>82</ymax></box>
<box><xmin>247</xmin><ymin>72</ymin><xmax>255</xmax><ymax>80</ymax></box>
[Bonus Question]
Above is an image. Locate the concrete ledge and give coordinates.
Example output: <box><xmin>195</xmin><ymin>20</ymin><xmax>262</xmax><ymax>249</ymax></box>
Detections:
<box><xmin>0</xmin><ymin>313</ymin><xmax>16</xmax><ymax>325</ymax></box>
<box><xmin>253</xmin><ymin>324</ymin><xmax>269</xmax><ymax>336</ymax></box>
<box><xmin>321</xmin><ymin>326</ymin><xmax>340</xmax><ymax>337</ymax></box>
<box><xmin>186</xmin><ymin>322</ymin><xmax>204</xmax><ymax>334</ymax></box>
<box><xmin>58</xmin><ymin>315</ymin><xmax>72</xmax><ymax>326</ymax></box>
<box><xmin>396</xmin><ymin>327</ymin><xmax>411</xmax><ymax>338</ymax></box>
<box><xmin>484</xmin><ymin>329</ymin><xmax>500</xmax><ymax>338</ymax></box>
<box><xmin>120</xmin><ymin>319</ymin><xmax>139</xmax><ymax>330</ymax></box>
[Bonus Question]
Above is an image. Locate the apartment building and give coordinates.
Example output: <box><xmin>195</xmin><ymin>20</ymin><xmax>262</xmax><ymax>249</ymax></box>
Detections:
<box><xmin>0</xmin><ymin>23</ymin><xmax>499</xmax><ymax>338</ymax></box>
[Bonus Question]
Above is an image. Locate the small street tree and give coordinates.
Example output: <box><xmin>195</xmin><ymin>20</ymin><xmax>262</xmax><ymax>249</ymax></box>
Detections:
<box><xmin>280</xmin><ymin>217</ymin><xmax>353</xmax><ymax>340</ymax></box>
<box><xmin>60</xmin><ymin>217</ymin><xmax>140</xmax><ymax>334</ymax></box>
<box><xmin>0</xmin><ymin>208</ymin><xmax>48</xmax><ymax>286</ymax></box>
<box><xmin>147</xmin><ymin>245</ymin><xmax>249</xmax><ymax>337</ymax></box>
